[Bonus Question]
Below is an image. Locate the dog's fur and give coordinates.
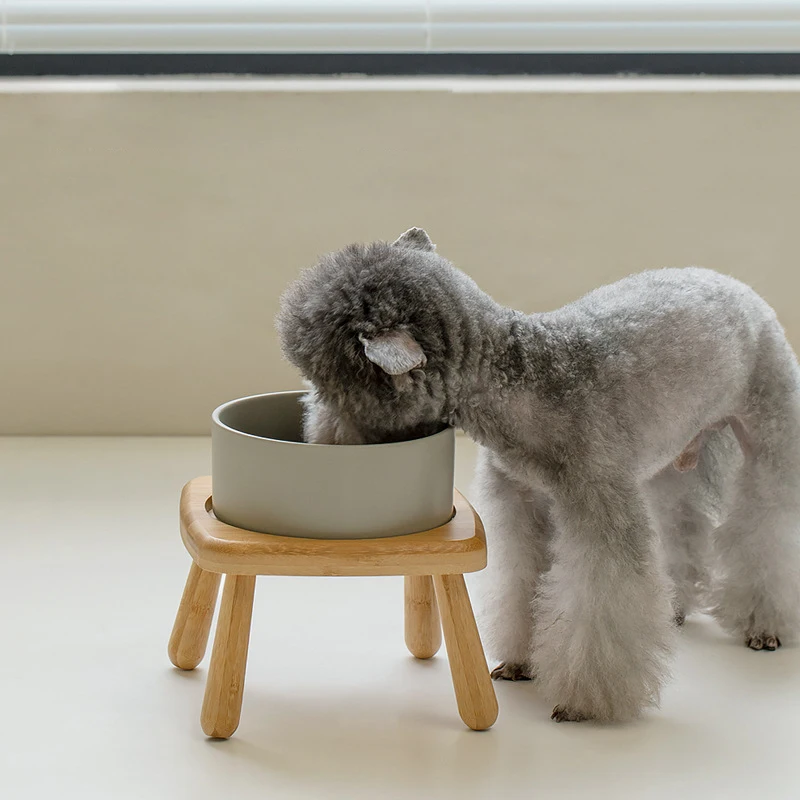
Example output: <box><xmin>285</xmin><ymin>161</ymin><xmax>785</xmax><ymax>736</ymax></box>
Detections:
<box><xmin>277</xmin><ymin>228</ymin><xmax>800</xmax><ymax>722</ymax></box>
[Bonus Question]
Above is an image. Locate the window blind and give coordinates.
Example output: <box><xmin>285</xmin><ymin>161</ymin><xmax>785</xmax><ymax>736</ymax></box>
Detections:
<box><xmin>4</xmin><ymin>1</ymin><xmax>800</xmax><ymax>54</ymax></box>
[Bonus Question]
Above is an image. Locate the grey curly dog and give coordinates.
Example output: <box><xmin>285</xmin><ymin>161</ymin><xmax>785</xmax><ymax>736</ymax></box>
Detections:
<box><xmin>277</xmin><ymin>227</ymin><xmax>800</xmax><ymax>722</ymax></box>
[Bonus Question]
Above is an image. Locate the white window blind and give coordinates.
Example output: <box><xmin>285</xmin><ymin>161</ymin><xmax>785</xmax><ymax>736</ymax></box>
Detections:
<box><xmin>4</xmin><ymin>1</ymin><xmax>800</xmax><ymax>54</ymax></box>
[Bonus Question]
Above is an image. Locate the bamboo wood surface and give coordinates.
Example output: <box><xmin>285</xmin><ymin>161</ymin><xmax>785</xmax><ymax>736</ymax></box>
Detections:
<box><xmin>180</xmin><ymin>477</ymin><xmax>486</xmax><ymax>577</ymax></box>
<box><xmin>200</xmin><ymin>574</ymin><xmax>256</xmax><ymax>738</ymax></box>
<box><xmin>404</xmin><ymin>575</ymin><xmax>442</xmax><ymax>659</ymax></box>
<box><xmin>434</xmin><ymin>574</ymin><xmax>498</xmax><ymax>731</ymax></box>
<box><xmin>168</xmin><ymin>561</ymin><xmax>222</xmax><ymax>670</ymax></box>
<box><xmin>171</xmin><ymin>477</ymin><xmax>495</xmax><ymax>737</ymax></box>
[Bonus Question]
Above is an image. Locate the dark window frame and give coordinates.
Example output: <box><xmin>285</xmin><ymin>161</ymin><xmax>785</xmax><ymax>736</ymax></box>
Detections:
<box><xmin>3</xmin><ymin>52</ymin><xmax>800</xmax><ymax>77</ymax></box>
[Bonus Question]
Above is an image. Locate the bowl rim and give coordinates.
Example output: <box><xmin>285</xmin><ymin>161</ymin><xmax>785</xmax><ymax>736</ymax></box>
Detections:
<box><xmin>211</xmin><ymin>390</ymin><xmax>454</xmax><ymax>450</ymax></box>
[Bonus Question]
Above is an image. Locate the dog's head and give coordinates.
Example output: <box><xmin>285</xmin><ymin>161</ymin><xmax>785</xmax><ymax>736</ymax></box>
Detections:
<box><xmin>276</xmin><ymin>228</ymin><xmax>461</xmax><ymax>442</ymax></box>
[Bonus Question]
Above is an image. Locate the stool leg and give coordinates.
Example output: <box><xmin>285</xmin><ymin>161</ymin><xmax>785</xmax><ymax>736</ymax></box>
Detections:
<box><xmin>404</xmin><ymin>576</ymin><xmax>441</xmax><ymax>659</ymax></box>
<box><xmin>433</xmin><ymin>574</ymin><xmax>498</xmax><ymax>731</ymax></box>
<box><xmin>201</xmin><ymin>574</ymin><xmax>256</xmax><ymax>738</ymax></box>
<box><xmin>168</xmin><ymin>562</ymin><xmax>222</xmax><ymax>670</ymax></box>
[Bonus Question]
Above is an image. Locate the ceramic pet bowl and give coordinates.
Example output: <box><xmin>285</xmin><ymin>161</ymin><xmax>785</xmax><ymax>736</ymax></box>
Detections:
<box><xmin>211</xmin><ymin>391</ymin><xmax>455</xmax><ymax>538</ymax></box>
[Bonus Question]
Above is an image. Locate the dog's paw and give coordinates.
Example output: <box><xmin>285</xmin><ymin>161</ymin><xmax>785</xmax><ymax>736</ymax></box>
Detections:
<box><xmin>490</xmin><ymin>662</ymin><xmax>533</xmax><ymax>681</ymax></box>
<box><xmin>746</xmin><ymin>634</ymin><xmax>781</xmax><ymax>651</ymax></box>
<box><xmin>551</xmin><ymin>705</ymin><xmax>589</xmax><ymax>723</ymax></box>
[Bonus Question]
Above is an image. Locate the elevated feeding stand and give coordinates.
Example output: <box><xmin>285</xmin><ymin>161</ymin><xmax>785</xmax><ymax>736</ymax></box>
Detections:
<box><xmin>168</xmin><ymin>477</ymin><xmax>498</xmax><ymax>738</ymax></box>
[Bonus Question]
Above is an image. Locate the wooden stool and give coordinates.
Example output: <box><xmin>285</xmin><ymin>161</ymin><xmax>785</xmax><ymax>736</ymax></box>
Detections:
<box><xmin>168</xmin><ymin>477</ymin><xmax>498</xmax><ymax>738</ymax></box>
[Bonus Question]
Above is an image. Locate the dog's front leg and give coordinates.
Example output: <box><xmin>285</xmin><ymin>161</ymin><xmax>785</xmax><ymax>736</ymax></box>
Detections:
<box><xmin>470</xmin><ymin>451</ymin><xmax>552</xmax><ymax>681</ymax></box>
<box><xmin>531</xmin><ymin>476</ymin><xmax>676</xmax><ymax>722</ymax></box>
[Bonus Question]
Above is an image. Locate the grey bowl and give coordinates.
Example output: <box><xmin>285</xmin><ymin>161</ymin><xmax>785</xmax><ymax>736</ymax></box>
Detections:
<box><xmin>211</xmin><ymin>391</ymin><xmax>455</xmax><ymax>539</ymax></box>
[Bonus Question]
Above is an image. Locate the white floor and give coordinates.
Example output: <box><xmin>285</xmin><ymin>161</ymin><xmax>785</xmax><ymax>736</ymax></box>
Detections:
<box><xmin>2</xmin><ymin>437</ymin><xmax>799</xmax><ymax>800</ymax></box>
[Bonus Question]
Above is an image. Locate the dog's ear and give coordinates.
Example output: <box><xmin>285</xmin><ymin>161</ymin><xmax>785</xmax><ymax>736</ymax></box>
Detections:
<box><xmin>392</xmin><ymin>227</ymin><xmax>436</xmax><ymax>252</ymax></box>
<box><xmin>359</xmin><ymin>330</ymin><xmax>426</xmax><ymax>375</ymax></box>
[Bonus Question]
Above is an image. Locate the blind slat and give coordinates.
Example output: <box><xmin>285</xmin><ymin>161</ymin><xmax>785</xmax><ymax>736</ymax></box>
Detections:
<box><xmin>6</xmin><ymin>1</ymin><xmax>800</xmax><ymax>54</ymax></box>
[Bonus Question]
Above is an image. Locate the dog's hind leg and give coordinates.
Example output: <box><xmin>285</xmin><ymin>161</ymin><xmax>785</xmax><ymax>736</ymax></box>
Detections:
<box><xmin>660</xmin><ymin>501</ymin><xmax>713</xmax><ymax>626</ymax></box>
<box><xmin>710</xmin><ymin>338</ymin><xmax>800</xmax><ymax>650</ymax></box>
<box><xmin>649</xmin><ymin>432</ymin><xmax>739</xmax><ymax>626</ymax></box>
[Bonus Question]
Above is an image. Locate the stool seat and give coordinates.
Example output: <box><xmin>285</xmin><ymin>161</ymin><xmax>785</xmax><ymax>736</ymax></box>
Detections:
<box><xmin>180</xmin><ymin>476</ymin><xmax>487</xmax><ymax>577</ymax></box>
<box><xmin>169</xmin><ymin>477</ymin><xmax>498</xmax><ymax>738</ymax></box>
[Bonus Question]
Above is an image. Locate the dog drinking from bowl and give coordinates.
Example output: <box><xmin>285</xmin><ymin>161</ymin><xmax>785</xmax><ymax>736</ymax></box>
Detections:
<box><xmin>277</xmin><ymin>227</ymin><xmax>800</xmax><ymax>723</ymax></box>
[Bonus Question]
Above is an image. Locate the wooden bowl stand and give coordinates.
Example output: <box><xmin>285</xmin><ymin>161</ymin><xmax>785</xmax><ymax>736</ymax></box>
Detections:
<box><xmin>168</xmin><ymin>477</ymin><xmax>498</xmax><ymax>738</ymax></box>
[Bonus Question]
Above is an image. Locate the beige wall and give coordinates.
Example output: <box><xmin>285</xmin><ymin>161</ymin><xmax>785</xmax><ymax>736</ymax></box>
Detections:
<box><xmin>3</xmin><ymin>81</ymin><xmax>800</xmax><ymax>434</ymax></box>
